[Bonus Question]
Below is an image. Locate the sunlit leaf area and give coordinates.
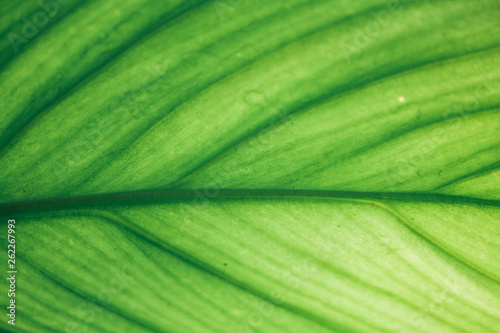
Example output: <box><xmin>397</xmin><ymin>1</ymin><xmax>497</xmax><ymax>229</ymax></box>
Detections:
<box><xmin>0</xmin><ymin>0</ymin><xmax>499</xmax><ymax>332</ymax></box>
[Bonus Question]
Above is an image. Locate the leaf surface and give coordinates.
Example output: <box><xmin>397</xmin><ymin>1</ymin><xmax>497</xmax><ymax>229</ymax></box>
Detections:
<box><xmin>0</xmin><ymin>0</ymin><xmax>499</xmax><ymax>332</ymax></box>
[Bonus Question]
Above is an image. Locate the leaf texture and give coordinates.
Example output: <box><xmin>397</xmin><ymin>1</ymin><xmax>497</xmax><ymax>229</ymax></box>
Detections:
<box><xmin>0</xmin><ymin>0</ymin><xmax>499</xmax><ymax>332</ymax></box>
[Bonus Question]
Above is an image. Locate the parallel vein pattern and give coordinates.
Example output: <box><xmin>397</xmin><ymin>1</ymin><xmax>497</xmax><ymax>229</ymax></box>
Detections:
<box><xmin>0</xmin><ymin>0</ymin><xmax>499</xmax><ymax>332</ymax></box>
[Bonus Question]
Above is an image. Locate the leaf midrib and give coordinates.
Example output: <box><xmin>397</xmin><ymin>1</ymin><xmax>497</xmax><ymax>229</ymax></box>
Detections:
<box><xmin>1</xmin><ymin>189</ymin><xmax>499</xmax><ymax>216</ymax></box>
<box><xmin>7</xmin><ymin>190</ymin><xmax>499</xmax><ymax>333</ymax></box>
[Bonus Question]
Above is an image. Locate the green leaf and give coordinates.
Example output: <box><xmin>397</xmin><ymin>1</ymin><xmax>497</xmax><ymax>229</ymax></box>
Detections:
<box><xmin>1</xmin><ymin>0</ymin><xmax>499</xmax><ymax>332</ymax></box>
